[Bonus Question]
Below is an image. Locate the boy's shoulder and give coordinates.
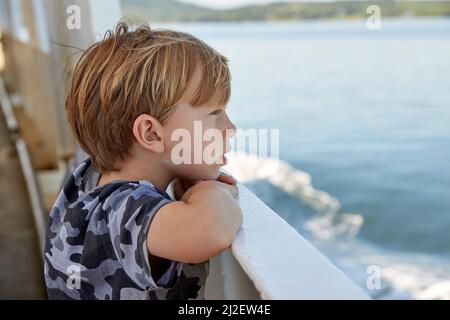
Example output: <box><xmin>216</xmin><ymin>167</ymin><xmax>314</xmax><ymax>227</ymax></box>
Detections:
<box><xmin>49</xmin><ymin>158</ymin><xmax>173</xmax><ymax>240</ymax></box>
<box><xmin>62</xmin><ymin>158</ymin><xmax>171</xmax><ymax>205</ymax></box>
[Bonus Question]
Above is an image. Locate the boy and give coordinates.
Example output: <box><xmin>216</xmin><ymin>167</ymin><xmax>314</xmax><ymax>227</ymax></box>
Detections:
<box><xmin>44</xmin><ymin>22</ymin><xmax>243</xmax><ymax>300</ymax></box>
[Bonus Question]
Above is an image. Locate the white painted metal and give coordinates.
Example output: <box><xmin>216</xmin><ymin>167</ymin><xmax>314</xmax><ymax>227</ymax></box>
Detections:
<box><xmin>0</xmin><ymin>77</ymin><xmax>46</xmax><ymax>254</ymax></box>
<box><xmin>0</xmin><ymin>0</ymin><xmax>11</xmax><ymax>31</ymax></box>
<box><xmin>15</xmin><ymin>139</ymin><xmax>47</xmax><ymax>254</ymax></box>
<box><xmin>8</xmin><ymin>0</ymin><xmax>29</xmax><ymax>42</ymax></box>
<box><xmin>87</xmin><ymin>0</ymin><xmax>122</xmax><ymax>41</ymax></box>
<box><xmin>31</xmin><ymin>0</ymin><xmax>50</xmax><ymax>53</ymax></box>
<box><xmin>206</xmin><ymin>183</ymin><xmax>371</xmax><ymax>300</ymax></box>
<box><xmin>0</xmin><ymin>77</ymin><xmax>18</xmax><ymax>132</ymax></box>
<box><xmin>205</xmin><ymin>250</ymin><xmax>261</xmax><ymax>299</ymax></box>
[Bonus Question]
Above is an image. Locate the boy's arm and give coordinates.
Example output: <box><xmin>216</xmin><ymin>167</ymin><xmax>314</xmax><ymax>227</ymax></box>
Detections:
<box><xmin>147</xmin><ymin>180</ymin><xmax>243</xmax><ymax>264</ymax></box>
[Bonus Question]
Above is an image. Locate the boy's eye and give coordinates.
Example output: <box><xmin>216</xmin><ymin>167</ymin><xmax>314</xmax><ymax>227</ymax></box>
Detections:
<box><xmin>209</xmin><ymin>109</ymin><xmax>223</xmax><ymax>116</ymax></box>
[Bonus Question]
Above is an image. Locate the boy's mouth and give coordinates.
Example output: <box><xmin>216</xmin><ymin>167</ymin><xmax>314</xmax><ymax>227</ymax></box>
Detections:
<box><xmin>212</xmin><ymin>153</ymin><xmax>227</xmax><ymax>166</ymax></box>
<box><xmin>218</xmin><ymin>141</ymin><xmax>231</xmax><ymax>165</ymax></box>
<box><xmin>222</xmin><ymin>154</ymin><xmax>228</xmax><ymax>165</ymax></box>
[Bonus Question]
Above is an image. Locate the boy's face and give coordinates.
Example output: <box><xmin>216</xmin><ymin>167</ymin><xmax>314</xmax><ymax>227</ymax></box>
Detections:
<box><xmin>161</xmin><ymin>69</ymin><xmax>236</xmax><ymax>181</ymax></box>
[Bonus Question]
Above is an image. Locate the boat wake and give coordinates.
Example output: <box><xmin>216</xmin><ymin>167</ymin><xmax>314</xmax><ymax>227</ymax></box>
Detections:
<box><xmin>224</xmin><ymin>152</ymin><xmax>450</xmax><ymax>300</ymax></box>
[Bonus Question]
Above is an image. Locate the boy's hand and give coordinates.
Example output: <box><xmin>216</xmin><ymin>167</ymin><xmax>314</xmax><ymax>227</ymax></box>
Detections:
<box><xmin>216</xmin><ymin>172</ymin><xmax>237</xmax><ymax>186</ymax></box>
<box><xmin>173</xmin><ymin>172</ymin><xmax>237</xmax><ymax>201</ymax></box>
<box><xmin>173</xmin><ymin>179</ymin><xmax>198</xmax><ymax>201</ymax></box>
<box><xmin>150</xmin><ymin>173</ymin><xmax>242</xmax><ymax>264</ymax></box>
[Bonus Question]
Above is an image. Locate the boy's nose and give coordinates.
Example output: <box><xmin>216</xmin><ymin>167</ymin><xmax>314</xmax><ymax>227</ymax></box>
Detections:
<box><xmin>224</xmin><ymin>115</ymin><xmax>237</xmax><ymax>138</ymax></box>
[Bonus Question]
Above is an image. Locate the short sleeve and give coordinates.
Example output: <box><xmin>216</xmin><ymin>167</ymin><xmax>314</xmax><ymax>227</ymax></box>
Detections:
<box><xmin>107</xmin><ymin>183</ymin><xmax>181</xmax><ymax>290</ymax></box>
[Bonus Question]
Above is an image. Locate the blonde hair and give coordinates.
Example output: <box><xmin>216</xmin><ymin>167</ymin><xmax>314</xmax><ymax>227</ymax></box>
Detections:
<box><xmin>66</xmin><ymin>22</ymin><xmax>231</xmax><ymax>172</ymax></box>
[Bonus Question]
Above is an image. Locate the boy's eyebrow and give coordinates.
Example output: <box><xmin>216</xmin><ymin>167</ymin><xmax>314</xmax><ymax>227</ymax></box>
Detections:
<box><xmin>206</xmin><ymin>104</ymin><xmax>227</xmax><ymax>110</ymax></box>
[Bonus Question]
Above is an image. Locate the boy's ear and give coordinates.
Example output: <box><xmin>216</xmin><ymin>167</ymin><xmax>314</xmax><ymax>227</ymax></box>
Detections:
<box><xmin>132</xmin><ymin>114</ymin><xmax>165</xmax><ymax>153</ymax></box>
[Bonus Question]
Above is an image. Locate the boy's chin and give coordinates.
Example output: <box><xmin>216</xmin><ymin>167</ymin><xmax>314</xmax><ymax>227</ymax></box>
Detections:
<box><xmin>193</xmin><ymin>165</ymin><xmax>222</xmax><ymax>181</ymax></box>
<box><xmin>175</xmin><ymin>163</ymin><xmax>223</xmax><ymax>181</ymax></box>
<box><xmin>201</xmin><ymin>166</ymin><xmax>222</xmax><ymax>181</ymax></box>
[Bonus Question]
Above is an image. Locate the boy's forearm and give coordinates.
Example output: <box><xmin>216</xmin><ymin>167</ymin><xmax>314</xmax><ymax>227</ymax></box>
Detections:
<box><xmin>148</xmin><ymin>181</ymin><xmax>243</xmax><ymax>264</ymax></box>
<box><xmin>184</xmin><ymin>182</ymin><xmax>243</xmax><ymax>248</ymax></box>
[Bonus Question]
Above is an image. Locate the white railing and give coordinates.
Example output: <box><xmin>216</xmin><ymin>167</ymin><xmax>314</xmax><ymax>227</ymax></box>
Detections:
<box><xmin>205</xmin><ymin>182</ymin><xmax>370</xmax><ymax>300</ymax></box>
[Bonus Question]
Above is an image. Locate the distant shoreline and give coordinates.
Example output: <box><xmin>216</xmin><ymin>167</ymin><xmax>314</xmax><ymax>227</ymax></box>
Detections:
<box><xmin>148</xmin><ymin>16</ymin><xmax>450</xmax><ymax>26</ymax></box>
<box><xmin>122</xmin><ymin>0</ymin><xmax>450</xmax><ymax>23</ymax></box>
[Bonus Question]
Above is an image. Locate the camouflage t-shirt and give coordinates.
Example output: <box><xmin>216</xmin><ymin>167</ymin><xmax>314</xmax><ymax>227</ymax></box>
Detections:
<box><xmin>44</xmin><ymin>158</ymin><xmax>209</xmax><ymax>300</ymax></box>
